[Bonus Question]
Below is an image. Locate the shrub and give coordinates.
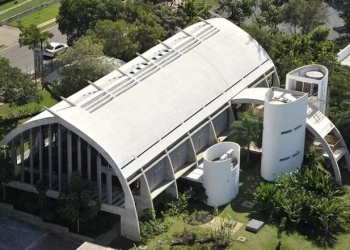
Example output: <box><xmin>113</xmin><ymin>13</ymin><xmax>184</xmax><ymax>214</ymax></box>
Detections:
<box><xmin>184</xmin><ymin>210</ymin><xmax>213</xmax><ymax>225</ymax></box>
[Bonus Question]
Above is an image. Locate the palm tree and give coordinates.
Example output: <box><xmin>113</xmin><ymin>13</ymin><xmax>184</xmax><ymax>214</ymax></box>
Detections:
<box><xmin>230</xmin><ymin>110</ymin><xmax>263</xmax><ymax>164</ymax></box>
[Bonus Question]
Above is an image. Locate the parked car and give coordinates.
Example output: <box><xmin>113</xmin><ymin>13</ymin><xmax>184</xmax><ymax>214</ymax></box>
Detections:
<box><xmin>43</xmin><ymin>42</ymin><xmax>68</xmax><ymax>57</ymax></box>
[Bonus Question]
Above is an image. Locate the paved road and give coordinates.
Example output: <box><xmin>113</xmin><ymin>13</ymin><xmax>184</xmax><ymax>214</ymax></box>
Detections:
<box><xmin>0</xmin><ymin>24</ymin><xmax>67</xmax><ymax>74</ymax></box>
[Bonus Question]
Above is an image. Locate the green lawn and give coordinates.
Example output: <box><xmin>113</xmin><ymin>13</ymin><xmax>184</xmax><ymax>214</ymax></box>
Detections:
<box><xmin>110</xmin><ymin>156</ymin><xmax>350</xmax><ymax>250</ymax></box>
<box><xmin>0</xmin><ymin>0</ymin><xmax>51</xmax><ymax>22</ymax></box>
<box><xmin>0</xmin><ymin>88</ymin><xmax>57</xmax><ymax>138</ymax></box>
<box><xmin>0</xmin><ymin>88</ymin><xmax>57</xmax><ymax>117</ymax></box>
<box><xmin>0</xmin><ymin>0</ymin><xmax>27</xmax><ymax>12</ymax></box>
<box><xmin>7</xmin><ymin>2</ymin><xmax>59</xmax><ymax>27</ymax></box>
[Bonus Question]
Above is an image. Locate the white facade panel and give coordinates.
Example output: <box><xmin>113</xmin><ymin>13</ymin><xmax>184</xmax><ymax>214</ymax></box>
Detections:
<box><xmin>261</xmin><ymin>89</ymin><xmax>308</xmax><ymax>181</ymax></box>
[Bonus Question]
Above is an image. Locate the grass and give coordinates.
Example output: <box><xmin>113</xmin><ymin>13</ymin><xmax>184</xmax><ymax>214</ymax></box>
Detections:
<box><xmin>7</xmin><ymin>2</ymin><xmax>59</xmax><ymax>27</ymax></box>
<box><xmin>110</xmin><ymin>155</ymin><xmax>350</xmax><ymax>250</ymax></box>
<box><xmin>0</xmin><ymin>87</ymin><xmax>57</xmax><ymax>138</ymax></box>
<box><xmin>0</xmin><ymin>0</ymin><xmax>51</xmax><ymax>22</ymax></box>
<box><xmin>0</xmin><ymin>0</ymin><xmax>27</xmax><ymax>12</ymax></box>
<box><xmin>0</xmin><ymin>88</ymin><xmax>57</xmax><ymax>117</ymax></box>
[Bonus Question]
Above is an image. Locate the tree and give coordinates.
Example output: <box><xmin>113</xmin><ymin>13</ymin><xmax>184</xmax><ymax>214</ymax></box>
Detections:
<box><xmin>177</xmin><ymin>0</ymin><xmax>212</xmax><ymax>25</ymax></box>
<box><xmin>216</xmin><ymin>0</ymin><xmax>254</xmax><ymax>25</ymax></box>
<box><xmin>58</xmin><ymin>172</ymin><xmax>100</xmax><ymax>233</ymax></box>
<box><xmin>256</xmin><ymin>0</ymin><xmax>282</xmax><ymax>29</ymax></box>
<box><xmin>53</xmin><ymin>36</ymin><xmax>114</xmax><ymax>97</ymax></box>
<box><xmin>230</xmin><ymin>110</ymin><xmax>263</xmax><ymax>164</ymax></box>
<box><xmin>18</xmin><ymin>22</ymin><xmax>53</xmax><ymax>49</ymax></box>
<box><xmin>0</xmin><ymin>145</ymin><xmax>14</xmax><ymax>202</ymax></box>
<box><xmin>280</xmin><ymin>0</ymin><xmax>328</xmax><ymax>34</ymax></box>
<box><xmin>0</xmin><ymin>57</ymin><xmax>41</xmax><ymax>106</ymax></box>
<box><xmin>153</xmin><ymin>3</ymin><xmax>187</xmax><ymax>38</ymax></box>
<box><xmin>88</xmin><ymin>19</ymin><xmax>140</xmax><ymax>61</ymax></box>
<box><xmin>340</xmin><ymin>0</ymin><xmax>350</xmax><ymax>33</ymax></box>
<box><xmin>57</xmin><ymin>0</ymin><xmax>127</xmax><ymax>44</ymax></box>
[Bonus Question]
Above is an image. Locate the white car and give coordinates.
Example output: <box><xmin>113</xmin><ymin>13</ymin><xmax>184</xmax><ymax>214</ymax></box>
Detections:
<box><xmin>43</xmin><ymin>42</ymin><xmax>68</xmax><ymax>57</ymax></box>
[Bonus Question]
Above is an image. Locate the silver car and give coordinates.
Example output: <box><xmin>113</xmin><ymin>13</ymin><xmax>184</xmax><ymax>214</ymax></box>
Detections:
<box><xmin>43</xmin><ymin>42</ymin><xmax>68</xmax><ymax>57</ymax></box>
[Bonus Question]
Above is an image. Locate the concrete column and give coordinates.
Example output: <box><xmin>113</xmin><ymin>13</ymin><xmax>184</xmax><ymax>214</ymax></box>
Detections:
<box><xmin>273</xmin><ymin>70</ymin><xmax>280</xmax><ymax>87</ymax></box>
<box><xmin>20</xmin><ymin>134</ymin><xmax>24</xmax><ymax>182</ymax></box>
<box><xmin>187</xmin><ymin>132</ymin><xmax>197</xmax><ymax>165</ymax></box>
<box><xmin>106</xmin><ymin>167</ymin><xmax>112</xmax><ymax>204</ymax></box>
<box><xmin>48</xmin><ymin>125</ymin><xmax>52</xmax><ymax>189</ymax></box>
<box><xmin>227</xmin><ymin>104</ymin><xmax>235</xmax><ymax>126</ymax></box>
<box><xmin>11</xmin><ymin>139</ymin><xmax>16</xmax><ymax>169</ymax></box>
<box><xmin>208</xmin><ymin>118</ymin><xmax>216</xmax><ymax>144</ymax></box>
<box><xmin>29</xmin><ymin>130</ymin><xmax>34</xmax><ymax>184</ymax></box>
<box><xmin>97</xmin><ymin>154</ymin><xmax>102</xmax><ymax>202</ymax></box>
<box><xmin>67</xmin><ymin>130</ymin><xmax>72</xmax><ymax>181</ymax></box>
<box><xmin>39</xmin><ymin>128</ymin><xmax>43</xmax><ymax>181</ymax></box>
<box><xmin>77</xmin><ymin>137</ymin><xmax>81</xmax><ymax>173</ymax></box>
<box><xmin>57</xmin><ymin>125</ymin><xmax>62</xmax><ymax>191</ymax></box>
<box><xmin>87</xmin><ymin>145</ymin><xmax>91</xmax><ymax>180</ymax></box>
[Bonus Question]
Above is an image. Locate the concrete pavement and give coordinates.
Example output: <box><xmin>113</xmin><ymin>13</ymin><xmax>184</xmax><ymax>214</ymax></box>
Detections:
<box><xmin>0</xmin><ymin>18</ymin><xmax>57</xmax><ymax>50</ymax></box>
<box><xmin>0</xmin><ymin>25</ymin><xmax>20</xmax><ymax>48</ymax></box>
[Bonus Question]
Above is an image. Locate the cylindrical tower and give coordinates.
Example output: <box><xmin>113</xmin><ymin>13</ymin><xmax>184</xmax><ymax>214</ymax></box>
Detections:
<box><xmin>285</xmin><ymin>65</ymin><xmax>328</xmax><ymax>114</ymax></box>
<box><xmin>203</xmin><ymin>142</ymin><xmax>240</xmax><ymax>206</ymax></box>
<box><xmin>261</xmin><ymin>88</ymin><xmax>308</xmax><ymax>181</ymax></box>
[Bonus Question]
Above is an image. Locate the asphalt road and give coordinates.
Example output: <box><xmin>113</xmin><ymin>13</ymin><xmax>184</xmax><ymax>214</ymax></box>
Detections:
<box><xmin>0</xmin><ymin>25</ymin><xmax>67</xmax><ymax>74</ymax></box>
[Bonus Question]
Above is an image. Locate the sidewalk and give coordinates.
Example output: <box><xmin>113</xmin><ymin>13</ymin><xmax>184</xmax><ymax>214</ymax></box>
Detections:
<box><xmin>0</xmin><ymin>18</ymin><xmax>56</xmax><ymax>50</ymax></box>
<box><xmin>0</xmin><ymin>25</ymin><xmax>20</xmax><ymax>48</ymax></box>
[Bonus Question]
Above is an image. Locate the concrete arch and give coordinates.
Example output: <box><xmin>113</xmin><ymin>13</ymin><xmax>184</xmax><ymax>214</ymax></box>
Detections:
<box><xmin>1</xmin><ymin>117</ymin><xmax>140</xmax><ymax>240</ymax></box>
<box><xmin>230</xmin><ymin>87</ymin><xmax>350</xmax><ymax>184</ymax></box>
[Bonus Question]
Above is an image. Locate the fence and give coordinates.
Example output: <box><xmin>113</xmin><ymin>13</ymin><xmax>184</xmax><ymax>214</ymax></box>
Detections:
<box><xmin>0</xmin><ymin>0</ymin><xmax>59</xmax><ymax>25</ymax></box>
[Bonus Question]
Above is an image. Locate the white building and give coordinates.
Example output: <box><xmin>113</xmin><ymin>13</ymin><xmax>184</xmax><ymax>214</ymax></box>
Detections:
<box><xmin>203</xmin><ymin>142</ymin><xmax>240</xmax><ymax>206</ymax></box>
<box><xmin>261</xmin><ymin>88</ymin><xmax>308</xmax><ymax>181</ymax></box>
<box><xmin>1</xmin><ymin>18</ymin><xmax>349</xmax><ymax>241</ymax></box>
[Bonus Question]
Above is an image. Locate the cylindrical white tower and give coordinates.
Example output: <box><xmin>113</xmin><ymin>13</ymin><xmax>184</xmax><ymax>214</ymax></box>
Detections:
<box><xmin>203</xmin><ymin>142</ymin><xmax>240</xmax><ymax>206</ymax></box>
<box><xmin>261</xmin><ymin>88</ymin><xmax>308</xmax><ymax>181</ymax></box>
<box><xmin>285</xmin><ymin>65</ymin><xmax>328</xmax><ymax>114</ymax></box>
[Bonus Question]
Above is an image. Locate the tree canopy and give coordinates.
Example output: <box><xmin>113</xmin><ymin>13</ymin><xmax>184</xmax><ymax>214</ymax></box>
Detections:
<box><xmin>58</xmin><ymin>171</ymin><xmax>100</xmax><ymax>233</ymax></box>
<box><xmin>53</xmin><ymin>36</ymin><xmax>114</xmax><ymax>97</ymax></box>
<box><xmin>0</xmin><ymin>57</ymin><xmax>41</xmax><ymax>106</ymax></box>
<box><xmin>230</xmin><ymin>110</ymin><xmax>263</xmax><ymax>163</ymax></box>
<box><xmin>18</xmin><ymin>22</ymin><xmax>54</xmax><ymax>49</ymax></box>
<box><xmin>280</xmin><ymin>0</ymin><xmax>328</xmax><ymax>34</ymax></box>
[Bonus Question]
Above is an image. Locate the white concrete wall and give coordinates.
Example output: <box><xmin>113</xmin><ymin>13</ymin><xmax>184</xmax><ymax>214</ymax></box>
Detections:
<box><xmin>337</xmin><ymin>44</ymin><xmax>350</xmax><ymax>62</ymax></box>
<box><xmin>285</xmin><ymin>65</ymin><xmax>328</xmax><ymax>114</ymax></box>
<box><xmin>261</xmin><ymin>90</ymin><xmax>308</xmax><ymax>181</ymax></box>
<box><xmin>203</xmin><ymin>142</ymin><xmax>240</xmax><ymax>206</ymax></box>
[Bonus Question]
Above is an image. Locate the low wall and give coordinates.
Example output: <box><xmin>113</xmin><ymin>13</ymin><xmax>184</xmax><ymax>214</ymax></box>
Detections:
<box><xmin>0</xmin><ymin>0</ymin><xmax>60</xmax><ymax>26</ymax></box>
<box><xmin>0</xmin><ymin>202</ymin><xmax>93</xmax><ymax>243</ymax></box>
<box><xmin>337</xmin><ymin>44</ymin><xmax>350</xmax><ymax>62</ymax></box>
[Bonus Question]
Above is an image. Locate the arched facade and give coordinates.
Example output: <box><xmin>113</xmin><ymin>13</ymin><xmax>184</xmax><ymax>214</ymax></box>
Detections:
<box><xmin>1</xmin><ymin>17</ymin><xmax>278</xmax><ymax>240</ymax></box>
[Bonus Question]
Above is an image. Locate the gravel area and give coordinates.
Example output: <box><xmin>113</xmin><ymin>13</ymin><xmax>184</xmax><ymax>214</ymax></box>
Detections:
<box><xmin>0</xmin><ymin>215</ymin><xmax>80</xmax><ymax>250</ymax></box>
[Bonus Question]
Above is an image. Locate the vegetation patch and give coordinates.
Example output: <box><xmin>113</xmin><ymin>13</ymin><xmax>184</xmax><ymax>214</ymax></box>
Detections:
<box><xmin>184</xmin><ymin>210</ymin><xmax>213</xmax><ymax>225</ymax></box>
<box><xmin>254</xmin><ymin>148</ymin><xmax>350</xmax><ymax>248</ymax></box>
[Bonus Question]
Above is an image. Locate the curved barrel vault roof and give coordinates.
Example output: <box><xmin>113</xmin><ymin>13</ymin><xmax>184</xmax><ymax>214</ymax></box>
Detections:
<box><xmin>2</xmin><ymin>18</ymin><xmax>275</xmax><ymax>180</ymax></box>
